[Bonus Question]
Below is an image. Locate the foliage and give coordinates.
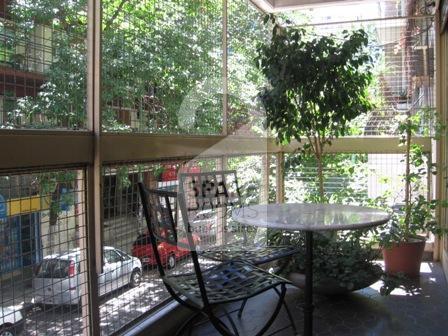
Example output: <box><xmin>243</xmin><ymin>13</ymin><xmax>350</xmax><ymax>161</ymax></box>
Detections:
<box><xmin>255</xmin><ymin>18</ymin><xmax>382</xmax><ymax>289</ymax></box>
<box><xmin>227</xmin><ymin>1</ymin><xmax>271</xmax><ymax>135</ymax></box>
<box><xmin>7</xmin><ymin>0</ymin><xmax>87</xmax><ymax>129</ymax></box>
<box><xmin>4</xmin><ymin>0</ymin><xmax>253</xmax><ymax>222</ymax></box>
<box><xmin>285</xmin><ymin>153</ymin><xmax>369</xmax><ymax>204</ymax></box>
<box><xmin>275</xmin><ymin>165</ymin><xmax>381</xmax><ymax>288</ymax></box>
<box><xmin>228</xmin><ymin>155</ymin><xmax>265</xmax><ymax>205</ymax></box>
<box><xmin>283</xmin><ymin>231</ymin><xmax>382</xmax><ymax>291</ymax></box>
<box><xmin>5</xmin><ymin>0</ymin><xmax>273</xmax><ymax>135</ymax></box>
<box><xmin>256</xmin><ymin>15</ymin><xmax>374</xmax><ymax>201</ymax></box>
<box><xmin>152</xmin><ymin>165</ymin><xmax>165</xmax><ymax>181</ymax></box>
<box><xmin>376</xmin><ymin>110</ymin><xmax>447</xmax><ymax>245</ymax></box>
<box><xmin>38</xmin><ymin>171</ymin><xmax>77</xmax><ymax>226</ymax></box>
<box><xmin>115</xmin><ymin>166</ymin><xmax>132</xmax><ymax>190</ymax></box>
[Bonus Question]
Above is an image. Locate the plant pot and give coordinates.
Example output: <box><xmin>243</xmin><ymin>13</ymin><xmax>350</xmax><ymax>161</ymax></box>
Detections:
<box><xmin>288</xmin><ymin>266</ymin><xmax>381</xmax><ymax>296</ymax></box>
<box><xmin>382</xmin><ymin>237</ymin><xmax>425</xmax><ymax>278</ymax></box>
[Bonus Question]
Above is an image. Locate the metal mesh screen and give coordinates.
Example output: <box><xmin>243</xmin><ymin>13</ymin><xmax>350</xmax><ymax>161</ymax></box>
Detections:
<box><xmin>284</xmin><ymin>153</ymin><xmax>428</xmax><ymax>207</ymax></box>
<box><xmin>99</xmin><ymin>155</ymin><xmax>278</xmax><ymax>333</ymax></box>
<box><xmin>226</xmin><ymin>154</ymin><xmax>276</xmax><ymax>244</ymax></box>
<box><xmin>282</xmin><ymin>1</ymin><xmax>436</xmax><ymax>136</ymax></box>
<box><xmin>227</xmin><ymin>154</ymin><xmax>275</xmax><ymax>204</ymax></box>
<box><xmin>0</xmin><ymin>0</ymin><xmax>440</xmax><ymax>335</ymax></box>
<box><xmin>0</xmin><ymin>0</ymin><xmax>87</xmax><ymax>130</ymax></box>
<box><xmin>284</xmin><ymin>0</ymin><xmax>433</xmax><ymax>24</ymax></box>
<box><xmin>227</xmin><ymin>0</ymin><xmax>269</xmax><ymax>136</ymax></box>
<box><xmin>101</xmin><ymin>0</ymin><xmax>223</xmax><ymax>134</ymax></box>
<box><xmin>0</xmin><ymin>169</ymin><xmax>89</xmax><ymax>335</ymax></box>
<box><xmin>100</xmin><ymin>159</ymin><xmax>219</xmax><ymax>334</ymax></box>
<box><xmin>101</xmin><ymin>163</ymin><xmax>168</xmax><ymax>334</ymax></box>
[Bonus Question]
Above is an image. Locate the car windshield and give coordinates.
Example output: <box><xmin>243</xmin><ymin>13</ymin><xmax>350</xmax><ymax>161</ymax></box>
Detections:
<box><xmin>36</xmin><ymin>259</ymin><xmax>72</xmax><ymax>278</ymax></box>
<box><xmin>133</xmin><ymin>234</ymin><xmax>150</xmax><ymax>246</ymax></box>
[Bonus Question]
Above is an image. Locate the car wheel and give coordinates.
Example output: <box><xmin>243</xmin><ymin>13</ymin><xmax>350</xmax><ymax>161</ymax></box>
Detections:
<box><xmin>0</xmin><ymin>325</ymin><xmax>15</xmax><ymax>336</ymax></box>
<box><xmin>167</xmin><ymin>254</ymin><xmax>176</xmax><ymax>269</ymax></box>
<box><xmin>130</xmin><ymin>269</ymin><xmax>142</xmax><ymax>288</ymax></box>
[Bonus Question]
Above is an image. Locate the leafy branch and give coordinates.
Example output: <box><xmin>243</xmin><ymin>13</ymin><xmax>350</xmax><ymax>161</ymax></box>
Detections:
<box><xmin>256</xmin><ymin>16</ymin><xmax>374</xmax><ymax>202</ymax></box>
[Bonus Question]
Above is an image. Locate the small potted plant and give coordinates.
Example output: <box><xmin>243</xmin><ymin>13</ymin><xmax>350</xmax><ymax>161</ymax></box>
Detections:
<box><xmin>379</xmin><ymin>110</ymin><xmax>446</xmax><ymax>278</ymax></box>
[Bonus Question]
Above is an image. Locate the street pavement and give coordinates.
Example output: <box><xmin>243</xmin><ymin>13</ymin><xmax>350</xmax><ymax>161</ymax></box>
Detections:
<box><xmin>3</xmin><ymin>256</ymin><xmax>218</xmax><ymax>335</ymax></box>
<box><xmin>6</xmin><ymin>268</ymin><xmax>166</xmax><ymax>335</ymax></box>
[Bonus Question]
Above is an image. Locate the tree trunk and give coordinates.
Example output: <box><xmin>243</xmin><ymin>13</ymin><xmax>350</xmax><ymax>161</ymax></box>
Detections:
<box><xmin>48</xmin><ymin>184</ymin><xmax>60</xmax><ymax>253</ymax></box>
<box><xmin>316</xmin><ymin>148</ymin><xmax>325</xmax><ymax>203</ymax></box>
<box><xmin>404</xmin><ymin>118</ymin><xmax>412</xmax><ymax>240</ymax></box>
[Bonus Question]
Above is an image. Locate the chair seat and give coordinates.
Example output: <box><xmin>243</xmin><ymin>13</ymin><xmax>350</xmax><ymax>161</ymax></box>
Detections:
<box><xmin>163</xmin><ymin>260</ymin><xmax>290</xmax><ymax>308</ymax></box>
<box><xmin>199</xmin><ymin>242</ymin><xmax>299</xmax><ymax>265</ymax></box>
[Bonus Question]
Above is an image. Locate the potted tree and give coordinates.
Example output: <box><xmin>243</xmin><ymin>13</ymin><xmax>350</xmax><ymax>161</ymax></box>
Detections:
<box><xmin>256</xmin><ymin>16</ymin><xmax>374</xmax><ymax>202</ymax></box>
<box><xmin>257</xmin><ymin>16</ymin><xmax>378</xmax><ymax>294</ymax></box>
<box><xmin>380</xmin><ymin>111</ymin><xmax>446</xmax><ymax>278</ymax></box>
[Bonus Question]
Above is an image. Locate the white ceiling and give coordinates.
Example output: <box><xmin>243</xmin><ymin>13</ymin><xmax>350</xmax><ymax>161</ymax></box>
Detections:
<box><xmin>250</xmin><ymin>0</ymin><xmax>368</xmax><ymax>12</ymax></box>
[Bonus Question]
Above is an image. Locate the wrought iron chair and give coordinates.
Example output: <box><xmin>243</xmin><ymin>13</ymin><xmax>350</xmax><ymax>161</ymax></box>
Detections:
<box><xmin>138</xmin><ymin>184</ymin><xmax>297</xmax><ymax>336</ymax></box>
<box><xmin>178</xmin><ymin>170</ymin><xmax>298</xmax><ymax>268</ymax></box>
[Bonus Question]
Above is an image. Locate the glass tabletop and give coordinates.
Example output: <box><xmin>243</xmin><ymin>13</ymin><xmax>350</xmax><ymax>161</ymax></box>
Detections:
<box><xmin>232</xmin><ymin>203</ymin><xmax>390</xmax><ymax>232</ymax></box>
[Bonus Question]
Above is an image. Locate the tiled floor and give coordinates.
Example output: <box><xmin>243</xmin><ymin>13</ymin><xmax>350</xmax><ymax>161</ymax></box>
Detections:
<box><xmin>186</xmin><ymin>262</ymin><xmax>448</xmax><ymax>336</ymax></box>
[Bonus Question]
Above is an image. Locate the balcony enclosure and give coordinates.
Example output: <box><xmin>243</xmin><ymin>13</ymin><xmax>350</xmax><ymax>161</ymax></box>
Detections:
<box><xmin>0</xmin><ymin>0</ymin><xmax>447</xmax><ymax>335</ymax></box>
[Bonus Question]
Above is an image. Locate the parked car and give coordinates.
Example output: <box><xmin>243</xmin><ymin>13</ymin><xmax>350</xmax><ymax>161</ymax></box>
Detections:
<box><xmin>191</xmin><ymin>209</ymin><xmax>243</xmax><ymax>239</ymax></box>
<box><xmin>33</xmin><ymin>246</ymin><xmax>142</xmax><ymax>306</ymax></box>
<box><xmin>0</xmin><ymin>305</ymin><xmax>24</xmax><ymax>336</ymax></box>
<box><xmin>191</xmin><ymin>209</ymin><xmax>217</xmax><ymax>242</ymax></box>
<box><xmin>132</xmin><ymin>232</ymin><xmax>200</xmax><ymax>269</ymax></box>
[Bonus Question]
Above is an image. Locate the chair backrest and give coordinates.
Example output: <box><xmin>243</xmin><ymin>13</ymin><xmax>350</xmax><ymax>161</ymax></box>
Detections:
<box><xmin>178</xmin><ymin>170</ymin><xmax>242</xmax><ymax>212</ymax></box>
<box><xmin>138</xmin><ymin>184</ymin><xmax>179</xmax><ymax>276</ymax></box>
<box><xmin>140</xmin><ymin>180</ymin><xmax>218</xmax><ymax>307</ymax></box>
<box><xmin>178</xmin><ymin>170</ymin><xmax>251</xmax><ymax>247</ymax></box>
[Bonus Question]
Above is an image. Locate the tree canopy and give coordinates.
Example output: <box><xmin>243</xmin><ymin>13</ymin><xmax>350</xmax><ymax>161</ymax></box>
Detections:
<box><xmin>256</xmin><ymin>17</ymin><xmax>374</xmax><ymax>200</ymax></box>
<box><xmin>5</xmin><ymin>0</ymin><xmax>267</xmax><ymax>134</ymax></box>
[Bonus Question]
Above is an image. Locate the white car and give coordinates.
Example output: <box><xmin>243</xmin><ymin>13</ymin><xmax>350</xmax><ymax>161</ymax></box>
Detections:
<box><xmin>0</xmin><ymin>306</ymin><xmax>24</xmax><ymax>336</ymax></box>
<box><xmin>33</xmin><ymin>246</ymin><xmax>142</xmax><ymax>306</ymax></box>
<box><xmin>192</xmin><ymin>209</ymin><xmax>217</xmax><ymax>241</ymax></box>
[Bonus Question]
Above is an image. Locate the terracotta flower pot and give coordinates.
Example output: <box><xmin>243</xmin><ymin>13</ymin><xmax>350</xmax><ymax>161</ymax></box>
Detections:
<box><xmin>382</xmin><ymin>238</ymin><xmax>425</xmax><ymax>278</ymax></box>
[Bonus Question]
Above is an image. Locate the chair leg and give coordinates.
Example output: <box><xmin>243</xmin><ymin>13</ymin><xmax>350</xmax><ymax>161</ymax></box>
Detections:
<box><xmin>237</xmin><ymin>299</ymin><xmax>248</xmax><ymax>318</ymax></box>
<box><xmin>252</xmin><ymin>284</ymin><xmax>287</xmax><ymax>336</ymax></box>
<box><xmin>208</xmin><ymin>312</ymin><xmax>238</xmax><ymax>336</ymax></box>
<box><xmin>167</xmin><ymin>285</ymin><xmax>200</xmax><ymax>312</ymax></box>
<box><xmin>207</xmin><ymin>285</ymin><xmax>287</xmax><ymax>336</ymax></box>
<box><xmin>223</xmin><ymin>308</ymin><xmax>240</xmax><ymax>336</ymax></box>
<box><xmin>175</xmin><ymin>311</ymin><xmax>203</xmax><ymax>336</ymax></box>
<box><xmin>274</xmin><ymin>287</ymin><xmax>298</xmax><ymax>335</ymax></box>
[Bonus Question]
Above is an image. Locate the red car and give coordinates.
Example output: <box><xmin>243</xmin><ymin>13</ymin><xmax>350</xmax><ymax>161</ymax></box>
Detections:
<box><xmin>132</xmin><ymin>232</ymin><xmax>200</xmax><ymax>269</ymax></box>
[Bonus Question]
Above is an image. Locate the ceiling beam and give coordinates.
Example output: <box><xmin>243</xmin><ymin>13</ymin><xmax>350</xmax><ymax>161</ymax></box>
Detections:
<box><xmin>0</xmin><ymin>131</ymin><xmax>432</xmax><ymax>171</ymax></box>
<box><xmin>251</xmin><ymin>0</ymin><xmax>366</xmax><ymax>12</ymax></box>
<box><xmin>250</xmin><ymin>0</ymin><xmax>275</xmax><ymax>12</ymax></box>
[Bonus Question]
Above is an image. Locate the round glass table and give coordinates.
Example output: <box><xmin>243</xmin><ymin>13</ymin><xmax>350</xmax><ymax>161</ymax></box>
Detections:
<box><xmin>232</xmin><ymin>203</ymin><xmax>390</xmax><ymax>336</ymax></box>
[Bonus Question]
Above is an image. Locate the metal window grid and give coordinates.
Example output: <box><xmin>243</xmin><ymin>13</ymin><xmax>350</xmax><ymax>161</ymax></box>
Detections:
<box><xmin>0</xmin><ymin>1</ymin><xmax>87</xmax><ymax>130</ymax></box>
<box><xmin>0</xmin><ymin>168</ymin><xmax>89</xmax><ymax>336</ymax></box>
<box><xmin>0</xmin><ymin>0</ymin><xmax>443</xmax><ymax>335</ymax></box>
